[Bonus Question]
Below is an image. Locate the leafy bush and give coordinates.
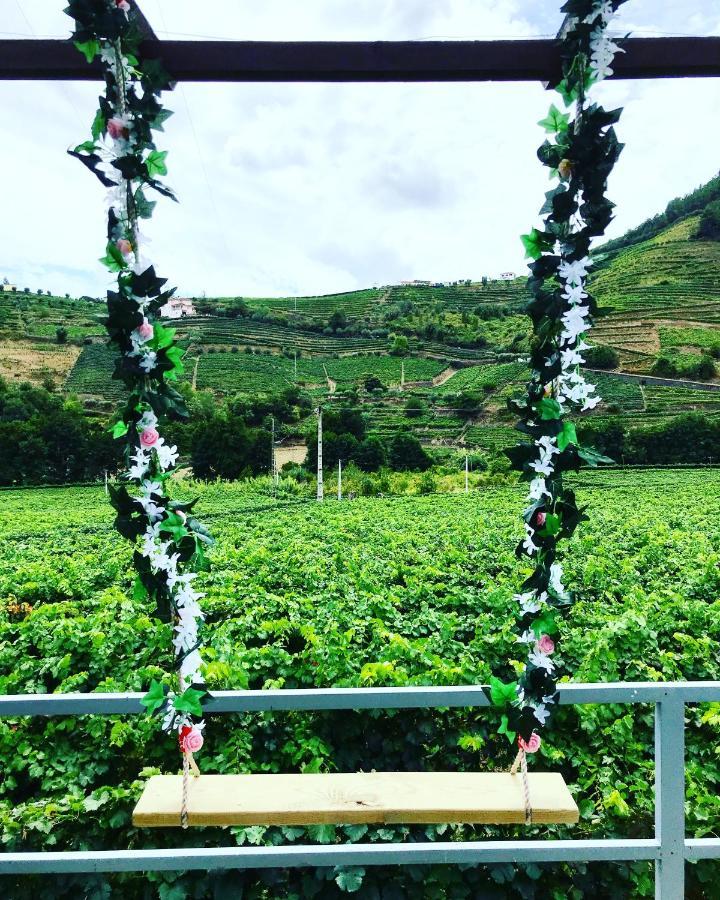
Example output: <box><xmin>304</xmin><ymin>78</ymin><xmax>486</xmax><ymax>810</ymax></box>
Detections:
<box><xmin>3</xmin><ymin>472</ymin><xmax>720</xmax><ymax>897</ymax></box>
<box><xmin>584</xmin><ymin>345</ymin><xmax>619</xmax><ymax>369</ymax></box>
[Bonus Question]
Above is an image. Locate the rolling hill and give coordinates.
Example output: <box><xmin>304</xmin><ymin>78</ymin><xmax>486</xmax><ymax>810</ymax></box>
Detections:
<box><xmin>3</xmin><ymin>172</ymin><xmax>720</xmax><ymax>458</ymax></box>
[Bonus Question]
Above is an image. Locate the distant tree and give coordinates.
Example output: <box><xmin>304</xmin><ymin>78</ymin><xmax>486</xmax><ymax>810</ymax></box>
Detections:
<box><xmin>389</xmin><ymin>335</ymin><xmax>410</xmax><ymax>357</ymax></box>
<box><xmin>328</xmin><ymin>310</ymin><xmax>348</xmax><ymax>332</ymax></box>
<box><xmin>354</xmin><ymin>436</ymin><xmax>387</xmax><ymax>472</ymax></box>
<box><xmin>697</xmin><ymin>200</ymin><xmax>720</xmax><ymax>240</ymax></box>
<box><xmin>584</xmin><ymin>345</ymin><xmax>619</xmax><ymax>369</ymax></box>
<box><xmin>363</xmin><ymin>373</ymin><xmax>386</xmax><ymax>394</ymax></box>
<box><xmin>55</xmin><ymin>326</ymin><xmax>68</xmax><ymax>344</ymax></box>
<box><xmin>404</xmin><ymin>397</ymin><xmax>427</xmax><ymax>419</ymax></box>
<box><xmin>388</xmin><ymin>432</ymin><xmax>431</xmax><ymax>471</ymax></box>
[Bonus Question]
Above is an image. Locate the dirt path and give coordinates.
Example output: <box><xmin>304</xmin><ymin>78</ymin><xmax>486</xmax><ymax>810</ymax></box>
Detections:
<box><xmin>323</xmin><ymin>364</ymin><xmax>336</xmax><ymax>394</ymax></box>
<box><xmin>276</xmin><ymin>444</ymin><xmax>307</xmax><ymax>468</ymax></box>
<box><xmin>432</xmin><ymin>366</ymin><xmax>459</xmax><ymax>387</ymax></box>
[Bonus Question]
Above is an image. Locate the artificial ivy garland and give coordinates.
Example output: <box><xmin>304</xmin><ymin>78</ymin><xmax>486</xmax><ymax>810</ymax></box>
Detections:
<box><xmin>494</xmin><ymin>0</ymin><xmax>628</xmax><ymax>750</ymax></box>
<box><xmin>66</xmin><ymin>0</ymin><xmax>211</xmax><ymax>755</ymax></box>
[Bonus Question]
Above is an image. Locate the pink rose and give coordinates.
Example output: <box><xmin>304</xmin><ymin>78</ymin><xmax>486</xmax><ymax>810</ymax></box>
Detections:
<box><xmin>519</xmin><ymin>733</ymin><xmax>541</xmax><ymax>754</ymax></box>
<box><xmin>115</xmin><ymin>0</ymin><xmax>131</xmax><ymax>12</ymax></box>
<box><xmin>180</xmin><ymin>726</ymin><xmax>204</xmax><ymax>754</ymax></box>
<box><xmin>140</xmin><ymin>427</ymin><xmax>159</xmax><ymax>448</ymax></box>
<box><xmin>116</xmin><ymin>238</ymin><xmax>133</xmax><ymax>256</ymax></box>
<box><xmin>107</xmin><ymin>117</ymin><xmax>128</xmax><ymax>140</ymax></box>
<box><xmin>136</xmin><ymin>319</ymin><xmax>153</xmax><ymax>342</ymax></box>
<box><xmin>537</xmin><ymin>635</ymin><xmax>555</xmax><ymax>654</ymax></box>
<box><xmin>536</xmin><ymin>511</ymin><xmax>546</xmax><ymax>527</ymax></box>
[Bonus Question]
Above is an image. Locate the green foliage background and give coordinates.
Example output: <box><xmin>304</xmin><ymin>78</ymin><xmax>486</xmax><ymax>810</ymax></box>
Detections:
<box><xmin>2</xmin><ymin>470</ymin><xmax>720</xmax><ymax>897</ymax></box>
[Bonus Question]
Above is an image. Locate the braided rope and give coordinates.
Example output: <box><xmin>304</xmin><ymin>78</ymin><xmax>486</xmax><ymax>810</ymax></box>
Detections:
<box><xmin>510</xmin><ymin>748</ymin><xmax>533</xmax><ymax>825</ymax></box>
<box><xmin>181</xmin><ymin>751</ymin><xmax>190</xmax><ymax>829</ymax></box>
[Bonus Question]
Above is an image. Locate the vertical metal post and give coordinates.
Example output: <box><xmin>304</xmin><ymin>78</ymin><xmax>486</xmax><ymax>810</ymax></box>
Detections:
<box><xmin>465</xmin><ymin>455</ymin><xmax>469</xmax><ymax>493</ymax></box>
<box><xmin>270</xmin><ymin>416</ymin><xmax>275</xmax><ymax>488</ymax></box>
<box><xmin>316</xmin><ymin>407</ymin><xmax>324</xmax><ymax>502</ymax></box>
<box><xmin>337</xmin><ymin>459</ymin><xmax>342</xmax><ymax>500</ymax></box>
<box><xmin>401</xmin><ymin>360</ymin><xmax>405</xmax><ymax>388</ymax></box>
<box><xmin>655</xmin><ymin>695</ymin><xmax>685</xmax><ymax>898</ymax></box>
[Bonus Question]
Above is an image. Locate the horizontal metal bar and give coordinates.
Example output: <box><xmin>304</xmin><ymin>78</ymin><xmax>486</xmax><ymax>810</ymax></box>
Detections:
<box><xmin>0</xmin><ymin>839</ymin><xmax>660</xmax><ymax>874</ymax></box>
<box><xmin>2</xmin><ymin>682</ymin><xmax>719</xmax><ymax>717</ymax></box>
<box><xmin>685</xmin><ymin>839</ymin><xmax>720</xmax><ymax>860</ymax></box>
<box><xmin>0</xmin><ymin>37</ymin><xmax>719</xmax><ymax>83</ymax></box>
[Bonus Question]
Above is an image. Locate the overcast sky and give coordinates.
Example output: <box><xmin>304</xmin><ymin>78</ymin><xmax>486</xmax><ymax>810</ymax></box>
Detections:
<box><xmin>1</xmin><ymin>1</ymin><xmax>719</xmax><ymax>299</ymax></box>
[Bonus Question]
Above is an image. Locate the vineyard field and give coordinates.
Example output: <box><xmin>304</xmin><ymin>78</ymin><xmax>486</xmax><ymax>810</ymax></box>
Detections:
<box><xmin>2</xmin><ymin>470</ymin><xmax>720</xmax><ymax>896</ymax></box>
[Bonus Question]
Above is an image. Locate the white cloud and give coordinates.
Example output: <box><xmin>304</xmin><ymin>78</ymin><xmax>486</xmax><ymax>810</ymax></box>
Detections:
<box><xmin>0</xmin><ymin>1</ymin><xmax>719</xmax><ymax>299</ymax></box>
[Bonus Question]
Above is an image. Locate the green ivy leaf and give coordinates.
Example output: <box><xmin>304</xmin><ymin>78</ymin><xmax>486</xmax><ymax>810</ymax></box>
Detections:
<box><xmin>489</xmin><ymin>676</ymin><xmax>518</xmax><ymax>708</ymax></box>
<box><xmin>100</xmin><ymin>241</ymin><xmax>126</xmax><ymax>273</ymax></box>
<box><xmin>111</xmin><ymin>420</ymin><xmax>129</xmax><ymax>439</ymax></box>
<box><xmin>334</xmin><ymin>867</ymin><xmax>365</xmax><ymax>893</ymax></box>
<box><xmin>538</xmin><ymin>103</ymin><xmax>570</xmax><ymax>133</ymax></box>
<box><xmin>74</xmin><ymin>39</ymin><xmax>100</xmax><ymax>64</ymax></box>
<box><xmin>538</xmin><ymin>397</ymin><xmax>562</xmax><ymax>420</ymax></box>
<box><xmin>538</xmin><ymin>513</ymin><xmax>561</xmax><ymax>536</ymax></box>
<box><xmin>521</xmin><ymin>228</ymin><xmax>553</xmax><ymax>260</ymax></box>
<box><xmin>150</xmin><ymin>322</ymin><xmax>176</xmax><ymax>350</ymax></box>
<box><xmin>173</xmin><ymin>687</ymin><xmax>206</xmax><ymax>717</ymax></box>
<box><xmin>146</xmin><ymin>150</ymin><xmax>169</xmax><ymax>178</ymax></box>
<box><xmin>498</xmin><ymin>714</ymin><xmax>516</xmax><ymax>745</ymax></box>
<box><xmin>91</xmin><ymin>108</ymin><xmax>105</xmax><ymax>141</ymax></box>
<box><xmin>140</xmin><ymin>679</ymin><xmax>167</xmax><ymax>715</ymax></box>
<box><xmin>164</xmin><ymin>345</ymin><xmax>185</xmax><ymax>379</ymax></box>
<box><xmin>557</xmin><ymin>421</ymin><xmax>578</xmax><ymax>451</ymax></box>
<box><xmin>531</xmin><ymin>610</ymin><xmax>559</xmax><ymax>638</ymax></box>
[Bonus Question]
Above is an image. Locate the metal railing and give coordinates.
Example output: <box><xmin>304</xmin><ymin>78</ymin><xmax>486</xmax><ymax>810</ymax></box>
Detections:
<box><xmin>2</xmin><ymin>681</ymin><xmax>719</xmax><ymax>897</ymax></box>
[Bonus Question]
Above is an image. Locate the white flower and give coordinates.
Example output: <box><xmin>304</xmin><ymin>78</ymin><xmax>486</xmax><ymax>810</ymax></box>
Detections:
<box><xmin>549</xmin><ymin>563</ymin><xmax>569</xmax><ymax>599</ymax></box>
<box><xmin>528</xmin><ymin>651</ymin><xmax>555</xmax><ymax>672</ymax></box>
<box><xmin>128</xmin><ymin>446</ymin><xmax>151</xmax><ymax>481</ymax></box>
<box><xmin>140</xmin><ymin>479</ymin><xmax>162</xmax><ymax>497</ymax></box>
<box><xmin>180</xmin><ymin>649</ymin><xmax>205</xmax><ymax>686</ymax></box>
<box><xmin>136</xmin><ymin>494</ymin><xmax>163</xmax><ymax>522</ymax></box>
<box><xmin>156</xmin><ymin>440</ymin><xmax>179</xmax><ymax>470</ymax></box>
<box><xmin>528</xmin><ymin>477</ymin><xmax>551</xmax><ymax>502</ymax></box>
<box><xmin>558</xmin><ymin>257</ymin><xmax>591</xmax><ymax>286</ymax></box>
<box><xmin>561</xmin><ymin>282</ymin><xmax>588</xmax><ymax>306</ymax></box>
<box><xmin>522</xmin><ymin>523</ymin><xmax>539</xmax><ymax>556</ymax></box>
<box><xmin>531</xmin><ymin>702</ymin><xmax>551</xmax><ymax>725</ymax></box>
<box><xmin>139</xmin><ymin>351</ymin><xmax>158</xmax><ymax>373</ymax></box>
<box><xmin>517</xmin><ymin>629</ymin><xmax>536</xmax><ymax>644</ymax></box>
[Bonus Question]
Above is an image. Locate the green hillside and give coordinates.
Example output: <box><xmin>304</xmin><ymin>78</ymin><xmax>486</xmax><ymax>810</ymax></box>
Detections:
<box><xmin>4</xmin><ymin>172</ymin><xmax>720</xmax><ymax>461</ymax></box>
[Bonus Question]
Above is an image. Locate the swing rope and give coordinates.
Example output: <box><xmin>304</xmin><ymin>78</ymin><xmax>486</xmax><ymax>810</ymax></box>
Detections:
<box><xmin>509</xmin><ymin>749</ymin><xmax>533</xmax><ymax>826</ymax></box>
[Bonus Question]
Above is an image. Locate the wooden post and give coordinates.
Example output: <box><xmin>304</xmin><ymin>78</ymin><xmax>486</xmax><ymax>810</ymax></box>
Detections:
<box><xmin>270</xmin><ymin>416</ymin><xmax>277</xmax><ymax>491</ymax></box>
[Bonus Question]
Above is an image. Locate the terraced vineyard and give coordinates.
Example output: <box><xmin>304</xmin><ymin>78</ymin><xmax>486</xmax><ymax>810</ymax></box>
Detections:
<box><xmin>64</xmin><ymin>343</ymin><xmax>125</xmax><ymax>399</ymax></box>
<box><xmin>241</xmin><ymin>288</ymin><xmax>383</xmax><ymax>320</ymax></box>
<box><xmin>590</xmin><ymin>215</ymin><xmax>720</xmax><ymax>369</ymax></box>
<box><xmin>434</xmin><ymin>361</ymin><xmax>528</xmax><ymax>395</ymax></box>
<box><xmin>385</xmin><ymin>280</ymin><xmax>529</xmax><ymax>312</ymax></box>
<box><xmin>178</xmin><ymin>316</ymin><xmax>388</xmax><ymax>354</ymax></box>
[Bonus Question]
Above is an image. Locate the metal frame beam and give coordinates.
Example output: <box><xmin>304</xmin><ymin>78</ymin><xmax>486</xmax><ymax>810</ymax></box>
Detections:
<box><xmin>2</xmin><ymin>681</ymin><xmax>720</xmax><ymax>896</ymax></box>
<box><xmin>0</xmin><ymin>37</ymin><xmax>719</xmax><ymax>83</ymax></box>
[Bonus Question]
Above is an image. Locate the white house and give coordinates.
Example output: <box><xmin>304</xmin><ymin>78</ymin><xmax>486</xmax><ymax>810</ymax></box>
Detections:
<box><xmin>160</xmin><ymin>297</ymin><xmax>196</xmax><ymax>319</ymax></box>
<box><xmin>2</xmin><ymin>278</ymin><xmax>16</xmax><ymax>292</ymax></box>
<box><xmin>500</xmin><ymin>272</ymin><xmax>516</xmax><ymax>281</ymax></box>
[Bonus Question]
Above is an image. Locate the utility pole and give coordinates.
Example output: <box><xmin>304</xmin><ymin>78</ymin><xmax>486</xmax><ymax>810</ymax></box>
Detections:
<box><xmin>104</xmin><ymin>470</ymin><xmax>108</xmax><ymax>496</ymax></box>
<box><xmin>465</xmin><ymin>455</ymin><xmax>469</xmax><ymax>493</ymax></box>
<box><xmin>294</xmin><ymin>349</ymin><xmax>297</xmax><ymax>381</ymax></box>
<box><xmin>337</xmin><ymin>458</ymin><xmax>342</xmax><ymax>501</ymax></box>
<box><xmin>270</xmin><ymin>416</ymin><xmax>276</xmax><ymax>491</ymax></box>
<box><xmin>401</xmin><ymin>360</ymin><xmax>405</xmax><ymax>389</ymax></box>
<box><xmin>316</xmin><ymin>406</ymin><xmax>324</xmax><ymax>502</ymax></box>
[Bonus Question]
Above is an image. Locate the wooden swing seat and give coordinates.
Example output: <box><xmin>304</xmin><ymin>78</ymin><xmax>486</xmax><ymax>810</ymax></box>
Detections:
<box><xmin>132</xmin><ymin>771</ymin><xmax>579</xmax><ymax>828</ymax></box>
